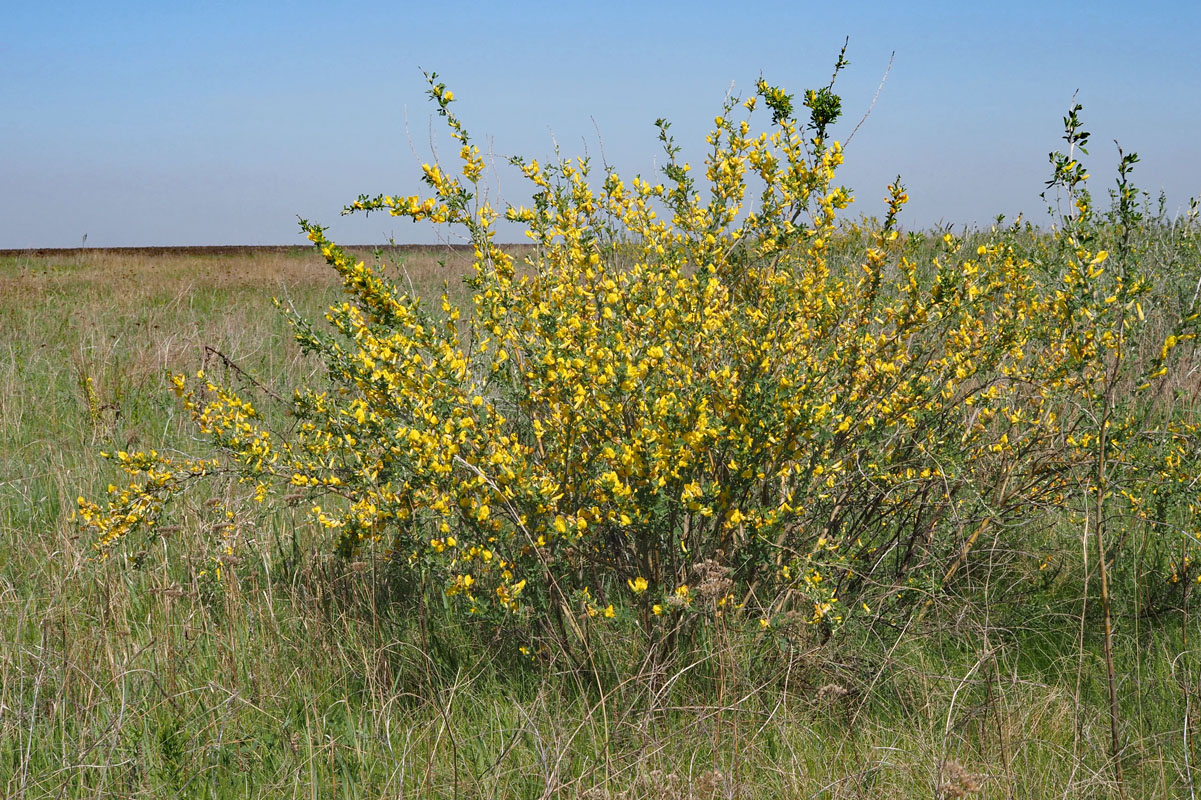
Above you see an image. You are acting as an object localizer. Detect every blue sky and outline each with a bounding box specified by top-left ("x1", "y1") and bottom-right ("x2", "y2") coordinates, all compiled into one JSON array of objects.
[{"x1": 3, "y1": 0, "x2": 1199, "y2": 247}]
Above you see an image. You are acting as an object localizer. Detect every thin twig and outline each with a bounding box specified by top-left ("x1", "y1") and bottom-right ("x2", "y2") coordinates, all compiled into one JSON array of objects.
[{"x1": 846, "y1": 51, "x2": 895, "y2": 147}]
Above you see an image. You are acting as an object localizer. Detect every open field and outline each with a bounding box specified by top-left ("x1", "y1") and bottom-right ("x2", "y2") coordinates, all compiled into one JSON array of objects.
[{"x1": 2, "y1": 233, "x2": 1201, "y2": 799}]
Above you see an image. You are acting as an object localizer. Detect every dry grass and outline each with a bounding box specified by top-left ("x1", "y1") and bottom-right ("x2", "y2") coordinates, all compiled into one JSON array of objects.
[
  {"x1": 0, "y1": 244, "x2": 484, "y2": 292},
  {"x1": 1, "y1": 245, "x2": 1198, "y2": 798}
]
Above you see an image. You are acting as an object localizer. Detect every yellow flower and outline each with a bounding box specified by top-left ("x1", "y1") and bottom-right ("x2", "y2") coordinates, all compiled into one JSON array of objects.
[{"x1": 627, "y1": 576, "x2": 648, "y2": 594}]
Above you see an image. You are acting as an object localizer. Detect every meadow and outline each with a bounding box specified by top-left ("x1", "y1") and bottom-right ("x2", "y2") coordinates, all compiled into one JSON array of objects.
[
  {"x1": 4, "y1": 77, "x2": 1201, "y2": 799},
  {"x1": 2, "y1": 226, "x2": 1199, "y2": 800}
]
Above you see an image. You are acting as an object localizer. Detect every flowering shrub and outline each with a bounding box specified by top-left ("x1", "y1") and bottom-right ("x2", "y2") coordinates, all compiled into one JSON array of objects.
[{"x1": 78, "y1": 72, "x2": 1201, "y2": 654}]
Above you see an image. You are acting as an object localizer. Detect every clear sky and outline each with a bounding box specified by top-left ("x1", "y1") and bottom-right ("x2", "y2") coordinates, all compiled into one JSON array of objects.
[{"x1": 3, "y1": 0, "x2": 1199, "y2": 248}]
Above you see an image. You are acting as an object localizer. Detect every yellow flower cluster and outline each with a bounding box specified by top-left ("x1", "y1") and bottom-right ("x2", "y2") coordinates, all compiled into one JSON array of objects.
[{"x1": 79, "y1": 75, "x2": 1201, "y2": 648}]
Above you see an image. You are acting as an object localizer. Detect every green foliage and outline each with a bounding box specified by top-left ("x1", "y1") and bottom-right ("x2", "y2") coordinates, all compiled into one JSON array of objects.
[
  {"x1": 2, "y1": 160, "x2": 1201, "y2": 797},
  {"x1": 75, "y1": 70, "x2": 1201, "y2": 689}
]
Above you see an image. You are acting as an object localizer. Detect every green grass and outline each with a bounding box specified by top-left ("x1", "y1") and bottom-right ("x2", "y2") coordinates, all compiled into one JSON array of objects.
[{"x1": 2, "y1": 241, "x2": 1200, "y2": 798}]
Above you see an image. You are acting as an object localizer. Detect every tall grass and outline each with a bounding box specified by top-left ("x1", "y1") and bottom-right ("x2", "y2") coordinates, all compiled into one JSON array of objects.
[{"x1": 3, "y1": 222, "x2": 1200, "y2": 797}]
